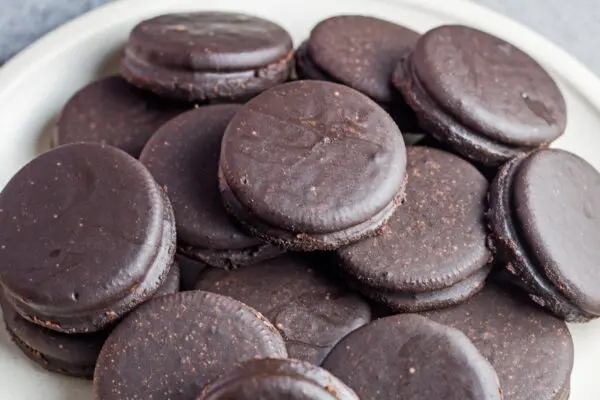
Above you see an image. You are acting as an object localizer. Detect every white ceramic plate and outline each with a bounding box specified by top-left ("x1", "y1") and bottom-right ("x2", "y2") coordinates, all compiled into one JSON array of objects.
[{"x1": 0, "y1": 0, "x2": 599, "y2": 398}]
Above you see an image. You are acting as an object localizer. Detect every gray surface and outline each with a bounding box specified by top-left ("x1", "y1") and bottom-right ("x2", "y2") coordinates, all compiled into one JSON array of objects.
[
  {"x1": 478, "y1": 0, "x2": 600, "y2": 77},
  {"x1": 0, "y1": 0, "x2": 109, "y2": 63},
  {"x1": 0, "y1": 0, "x2": 599, "y2": 77}
]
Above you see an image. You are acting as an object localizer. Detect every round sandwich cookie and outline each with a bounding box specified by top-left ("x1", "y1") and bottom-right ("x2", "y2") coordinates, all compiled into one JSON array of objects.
[
  {"x1": 306, "y1": 15, "x2": 419, "y2": 104},
  {"x1": 488, "y1": 148, "x2": 600, "y2": 322},
  {"x1": 0, "y1": 143, "x2": 176, "y2": 333},
  {"x1": 322, "y1": 314, "x2": 501, "y2": 400},
  {"x1": 219, "y1": 80, "x2": 407, "y2": 251},
  {"x1": 423, "y1": 284, "x2": 574, "y2": 400},
  {"x1": 195, "y1": 254, "x2": 371, "y2": 365},
  {"x1": 0, "y1": 265, "x2": 180, "y2": 379},
  {"x1": 122, "y1": 12, "x2": 294, "y2": 102},
  {"x1": 299, "y1": 16, "x2": 421, "y2": 133},
  {"x1": 336, "y1": 146, "x2": 492, "y2": 312},
  {"x1": 198, "y1": 358, "x2": 359, "y2": 400},
  {"x1": 393, "y1": 25, "x2": 567, "y2": 166},
  {"x1": 56, "y1": 76, "x2": 188, "y2": 158},
  {"x1": 93, "y1": 291, "x2": 287, "y2": 399},
  {"x1": 140, "y1": 104, "x2": 283, "y2": 269}
]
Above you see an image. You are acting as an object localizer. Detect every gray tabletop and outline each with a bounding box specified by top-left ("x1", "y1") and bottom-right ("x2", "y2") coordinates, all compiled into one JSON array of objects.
[{"x1": 1, "y1": 0, "x2": 599, "y2": 76}]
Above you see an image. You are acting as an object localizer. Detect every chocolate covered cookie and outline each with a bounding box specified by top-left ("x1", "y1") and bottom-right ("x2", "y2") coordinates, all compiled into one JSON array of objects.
[
  {"x1": 306, "y1": 16, "x2": 418, "y2": 104},
  {"x1": 0, "y1": 265, "x2": 179, "y2": 379},
  {"x1": 198, "y1": 358, "x2": 359, "y2": 400},
  {"x1": 337, "y1": 146, "x2": 492, "y2": 312},
  {"x1": 424, "y1": 284, "x2": 574, "y2": 400},
  {"x1": 219, "y1": 80, "x2": 407, "y2": 251},
  {"x1": 93, "y1": 291, "x2": 287, "y2": 399},
  {"x1": 140, "y1": 105, "x2": 282, "y2": 269},
  {"x1": 394, "y1": 25, "x2": 566, "y2": 166},
  {"x1": 195, "y1": 254, "x2": 371, "y2": 364},
  {"x1": 57, "y1": 76, "x2": 187, "y2": 157},
  {"x1": 0, "y1": 143, "x2": 176, "y2": 333},
  {"x1": 122, "y1": 12, "x2": 294, "y2": 102},
  {"x1": 299, "y1": 16, "x2": 421, "y2": 133},
  {"x1": 488, "y1": 148, "x2": 600, "y2": 321},
  {"x1": 322, "y1": 314, "x2": 501, "y2": 400}
]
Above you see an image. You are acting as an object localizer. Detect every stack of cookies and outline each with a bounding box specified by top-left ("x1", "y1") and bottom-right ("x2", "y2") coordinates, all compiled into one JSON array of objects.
[{"x1": 0, "y1": 10, "x2": 596, "y2": 400}]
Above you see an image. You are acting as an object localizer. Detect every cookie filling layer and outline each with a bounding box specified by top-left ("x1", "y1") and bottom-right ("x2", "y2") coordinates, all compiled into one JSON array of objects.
[
  {"x1": 395, "y1": 55, "x2": 535, "y2": 166},
  {"x1": 5, "y1": 318, "x2": 100, "y2": 379},
  {"x1": 122, "y1": 47, "x2": 293, "y2": 102},
  {"x1": 356, "y1": 264, "x2": 492, "y2": 313},
  {"x1": 218, "y1": 167, "x2": 405, "y2": 251},
  {"x1": 489, "y1": 156, "x2": 594, "y2": 321}
]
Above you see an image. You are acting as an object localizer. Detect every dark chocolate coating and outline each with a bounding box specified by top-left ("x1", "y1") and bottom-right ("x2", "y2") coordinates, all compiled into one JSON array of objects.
[
  {"x1": 413, "y1": 25, "x2": 566, "y2": 146},
  {"x1": 219, "y1": 149, "x2": 401, "y2": 252},
  {"x1": 308, "y1": 16, "x2": 419, "y2": 103},
  {"x1": 128, "y1": 12, "x2": 293, "y2": 71},
  {"x1": 295, "y1": 42, "x2": 420, "y2": 134},
  {"x1": 195, "y1": 254, "x2": 371, "y2": 365},
  {"x1": 322, "y1": 314, "x2": 501, "y2": 400},
  {"x1": 338, "y1": 146, "x2": 491, "y2": 291},
  {"x1": 198, "y1": 358, "x2": 359, "y2": 400},
  {"x1": 57, "y1": 76, "x2": 187, "y2": 157},
  {"x1": 1, "y1": 294, "x2": 106, "y2": 379},
  {"x1": 93, "y1": 291, "x2": 287, "y2": 399},
  {"x1": 424, "y1": 284, "x2": 574, "y2": 400},
  {"x1": 358, "y1": 264, "x2": 491, "y2": 313},
  {"x1": 221, "y1": 80, "x2": 405, "y2": 233},
  {"x1": 121, "y1": 49, "x2": 293, "y2": 102},
  {"x1": 513, "y1": 149, "x2": 600, "y2": 315},
  {"x1": 0, "y1": 143, "x2": 176, "y2": 333},
  {"x1": 140, "y1": 105, "x2": 282, "y2": 268},
  {"x1": 0, "y1": 264, "x2": 179, "y2": 379},
  {"x1": 219, "y1": 80, "x2": 406, "y2": 250},
  {"x1": 122, "y1": 12, "x2": 294, "y2": 102},
  {"x1": 394, "y1": 54, "x2": 529, "y2": 166},
  {"x1": 487, "y1": 152, "x2": 596, "y2": 321},
  {"x1": 410, "y1": 130, "x2": 500, "y2": 182},
  {"x1": 140, "y1": 105, "x2": 251, "y2": 250}
]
